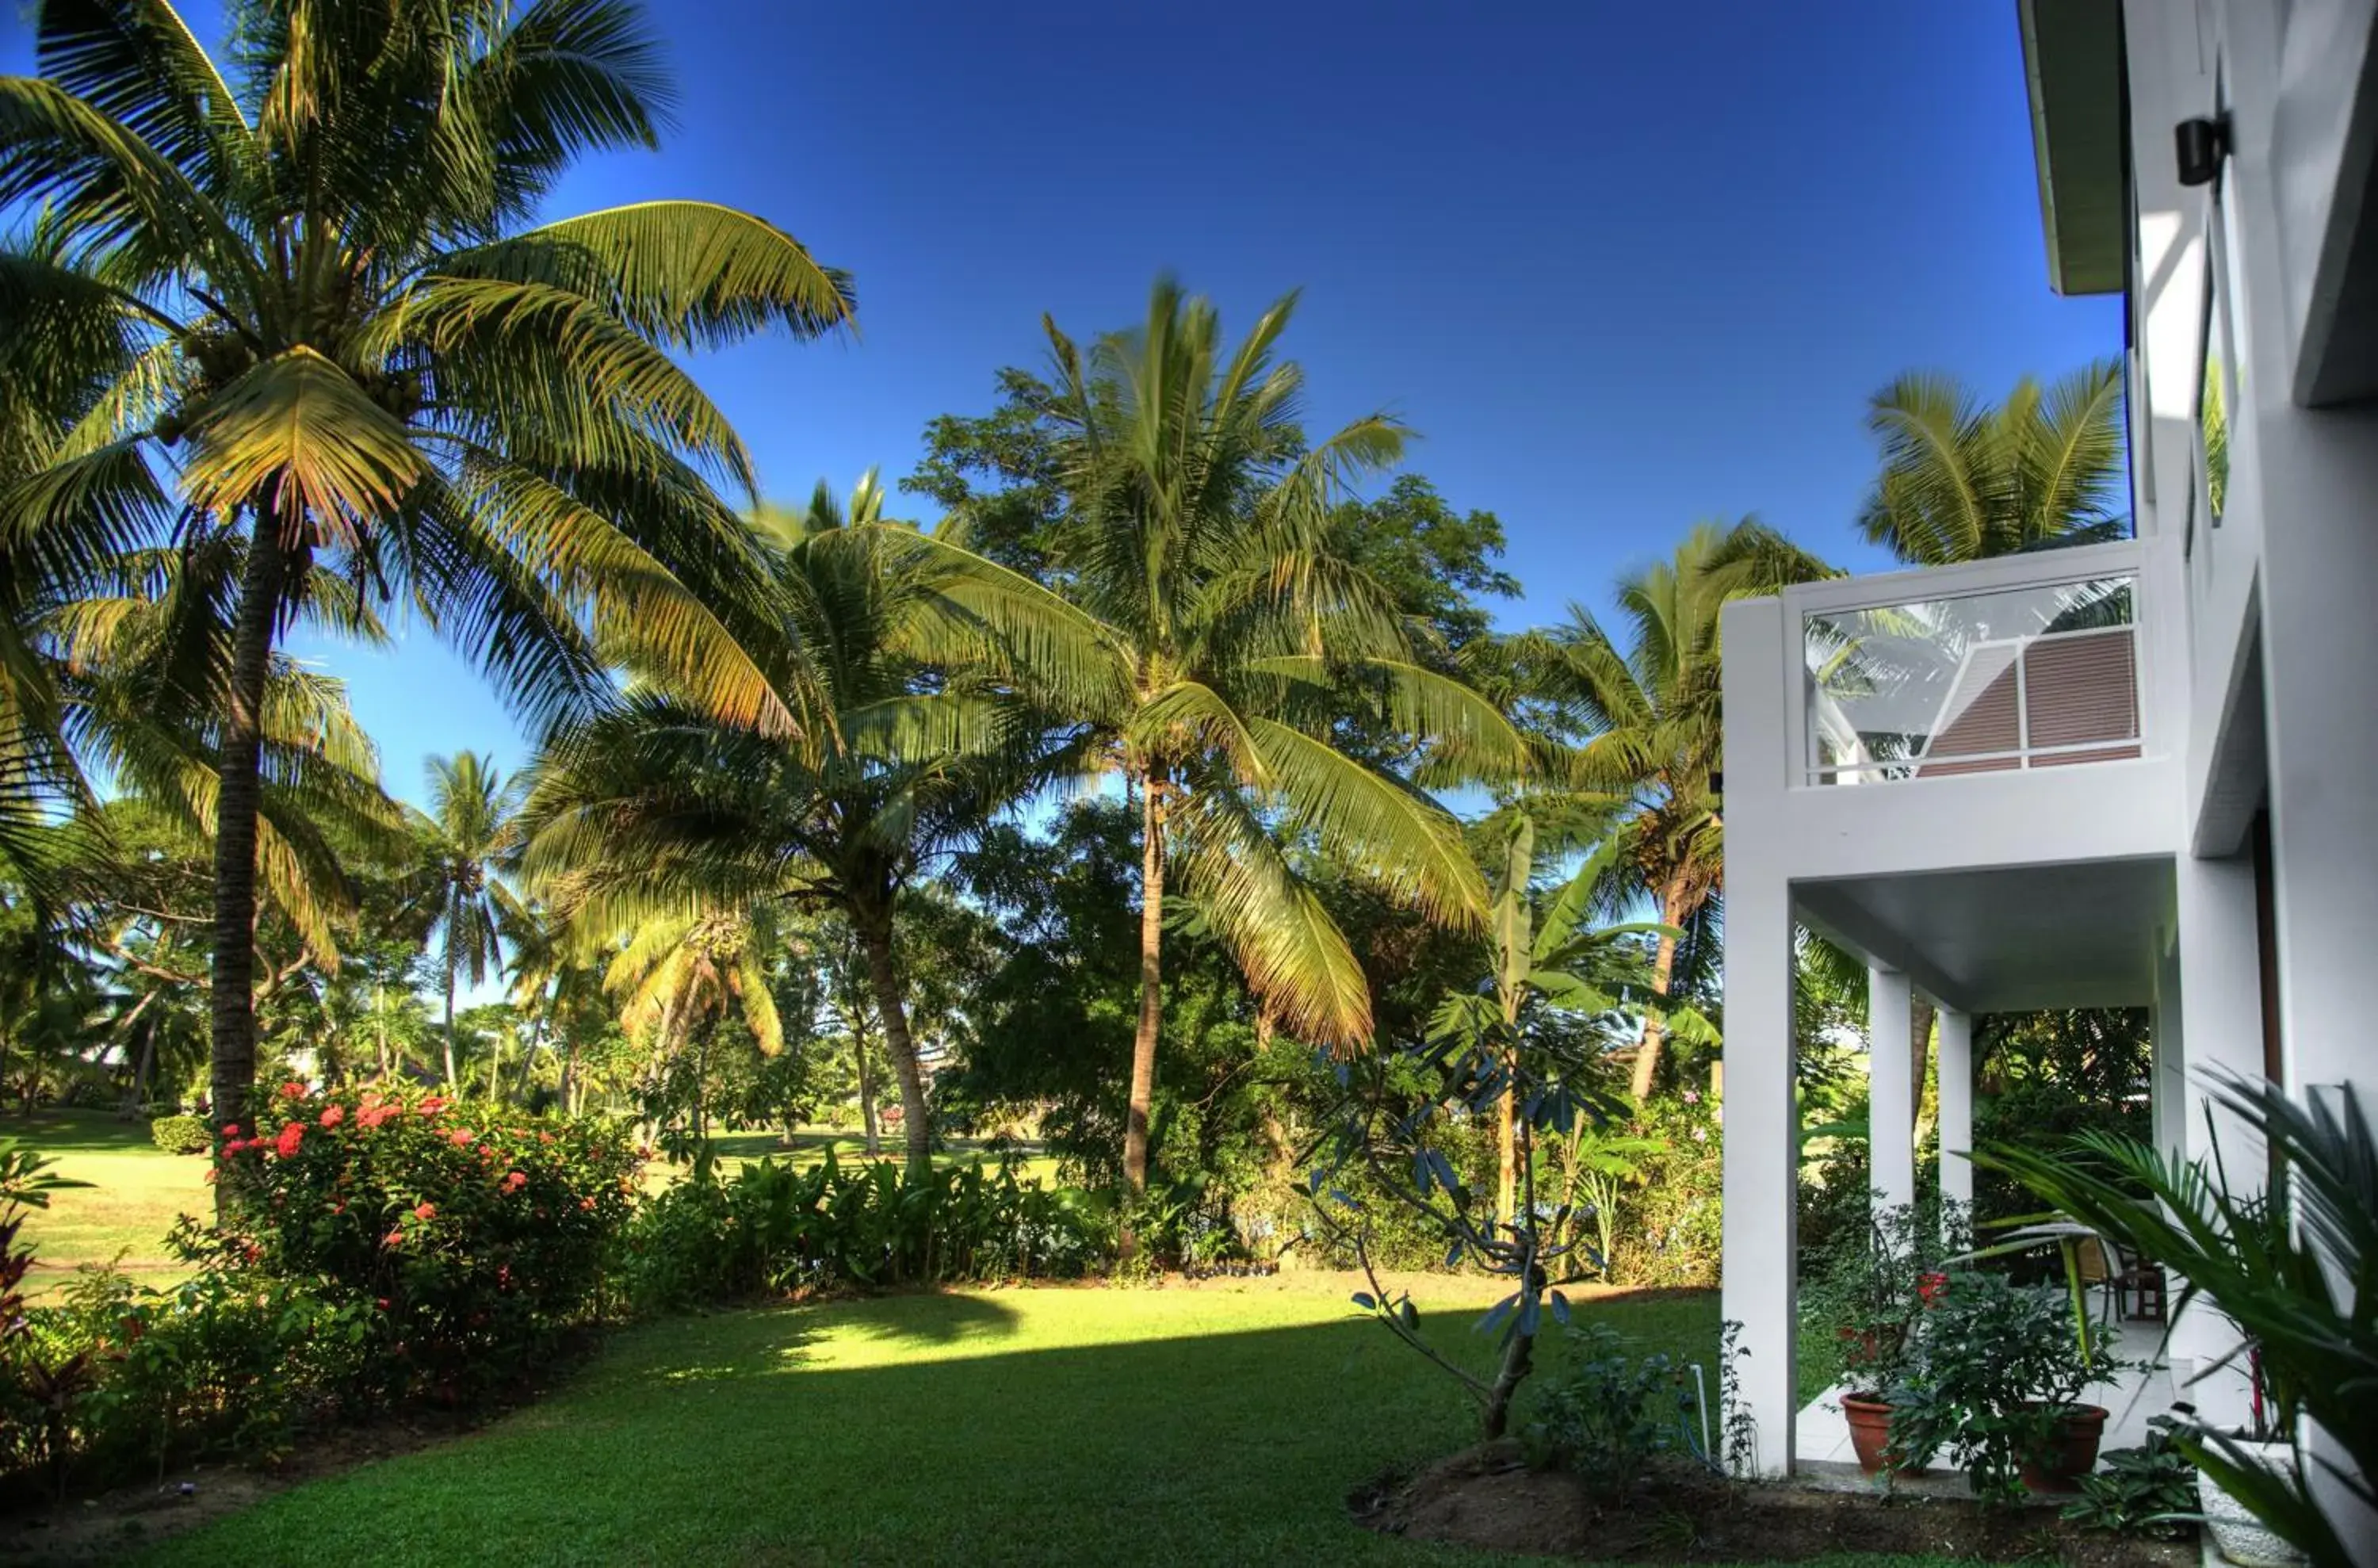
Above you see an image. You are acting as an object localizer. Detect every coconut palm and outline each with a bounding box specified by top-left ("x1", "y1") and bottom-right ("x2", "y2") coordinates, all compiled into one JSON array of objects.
[
  {"x1": 1852, "y1": 361, "x2": 2124, "y2": 1106},
  {"x1": 0, "y1": 0, "x2": 855, "y2": 1134},
  {"x1": 526, "y1": 473, "x2": 1071, "y2": 1172},
  {"x1": 1857, "y1": 362, "x2": 2127, "y2": 564},
  {"x1": 407, "y1": 751, "x2": 526, "y2": 1092},
  {"x1": 605, "y1": 904, "x2": 782, "y2": 1141},
  {"x1": 1001, "y1": 278, "x2": 1535, "y2": 1198},
  {"x1": 1510, "y1": 520, "x2": 1833, "y2": 1100}
]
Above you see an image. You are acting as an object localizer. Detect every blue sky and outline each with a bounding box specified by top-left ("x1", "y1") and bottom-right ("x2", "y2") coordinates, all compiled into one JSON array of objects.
[{"x1": 6, "y1": 1, "x2": 2123, "y2": 808}]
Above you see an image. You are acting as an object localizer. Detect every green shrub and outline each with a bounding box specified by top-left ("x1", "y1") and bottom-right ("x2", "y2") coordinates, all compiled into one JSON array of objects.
[
  {"x1": 220, "y1": 1084, "x2": 640, "y2": 1397},
  {"x1": 148, "y1": 1115, "x2": 210, "y2": 1155},
  {"x1": 2062, "y1": 1416, "x2": 2197, "y2": 1538},
  {"x1": 619, "y1": 1149, "x2": 1106, "y2": 1312},
  {"x1": 1522, "y1": 1322, "x2": 1701, "y2": 1492}
]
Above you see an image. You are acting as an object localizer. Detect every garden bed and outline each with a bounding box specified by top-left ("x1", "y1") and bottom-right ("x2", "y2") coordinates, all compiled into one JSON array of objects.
[{"x1": 1352, "y1": 1442, "x2": 2197, "y2": 1565}]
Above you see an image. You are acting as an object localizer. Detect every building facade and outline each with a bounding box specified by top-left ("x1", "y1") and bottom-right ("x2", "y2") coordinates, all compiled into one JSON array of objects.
[{"x1": 1716, "y1": 0, "x2": 2377, "y2": 1545}]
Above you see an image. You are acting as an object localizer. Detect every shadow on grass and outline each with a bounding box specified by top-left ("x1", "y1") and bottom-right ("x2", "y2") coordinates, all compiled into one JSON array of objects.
[
  {"x1": 134, "y1": 1289, "x2": 1728, "y2": 1568},
  {"x1": 0, "y1": 1107, "x2": 161, "y2": 1157}
]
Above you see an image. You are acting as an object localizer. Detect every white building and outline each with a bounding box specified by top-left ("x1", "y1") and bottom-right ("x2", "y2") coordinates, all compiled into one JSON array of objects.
[{"x1": 1716, "y1": 0, "x2": 2377, "y2": 1540}]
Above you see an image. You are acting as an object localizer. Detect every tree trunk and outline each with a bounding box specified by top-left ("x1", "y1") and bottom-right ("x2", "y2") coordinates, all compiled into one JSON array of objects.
[
  {"x1": 853, "y1": 1021, "x2": 880, "y2": 1155},
  {"x1": 854, "y1": 901, "x2": 933, "y2": 1176},
  {"x1": 1122, "y1": 767, "x2": 1166, "y2": 1199},
  {"x1": 210, "y1": 520, "x2": 285, "y2": 1209},
  {"x1": 1909, "y1": 994, "x2": 1936, "y2": 1145},
  {"x1": 1629, "y1": 877, "x2": 1692, "y2": 1101},
  {"x1": 517, "y1": 1012, "x2": 546, "y2": 1105},
  {"x1": 1495, "y1": 977, "x2": 1523, "y2": 1226},
  {"x1": 441, "y1": 959, "x2": 460, "y2": 1093}
]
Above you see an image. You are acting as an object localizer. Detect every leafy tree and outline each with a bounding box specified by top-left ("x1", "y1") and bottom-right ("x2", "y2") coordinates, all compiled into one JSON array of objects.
[
  {"x1": 1857, "y1": 362, "x2": 2127, "y2": 563},
  {"x1": 1325, "y1": 475, "x2": 1520, "y2": 660},
  {"x1": 0, "y1": 0, "x2": 855, "y2": 1136},
  {"x1": 1506, "y1": 520, "x2": 1831, "y2": 1098},
  {"x1": 407, "y1": 751, "x2": 526, "y2": 1092},
  {"x1": 1007, "y1": 277, "x2": 1531, "y2": 1199}
]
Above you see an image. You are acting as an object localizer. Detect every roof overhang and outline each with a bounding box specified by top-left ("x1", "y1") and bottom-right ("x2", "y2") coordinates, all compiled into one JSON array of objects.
[{"x1": 2018, "y1": 0, "x2": 2128, "y2": 296}]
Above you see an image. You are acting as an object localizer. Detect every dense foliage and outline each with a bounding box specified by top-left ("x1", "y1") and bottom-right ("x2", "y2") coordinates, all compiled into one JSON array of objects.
[
  {"x1": 220, "y1": 1084, "x2": 640, "y2": 1396},
  {"x1": 619, "y1": 1150, "x2": 1105, "y2": 1312}
]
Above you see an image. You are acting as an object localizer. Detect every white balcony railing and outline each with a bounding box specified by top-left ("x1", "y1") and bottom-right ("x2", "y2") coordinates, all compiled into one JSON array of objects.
[{"x1": 1786, "y1": 547, "x2": 2147, "y2": 788}]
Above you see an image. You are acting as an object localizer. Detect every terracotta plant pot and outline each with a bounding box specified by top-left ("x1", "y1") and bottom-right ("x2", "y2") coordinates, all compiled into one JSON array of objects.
[
  {"x1": 1841, "y1": 1392, "x2": 1909, "y2": 1475},
  {"x1": 2017, "y1": 1402, "x2": 2108, "y2": 1493}
]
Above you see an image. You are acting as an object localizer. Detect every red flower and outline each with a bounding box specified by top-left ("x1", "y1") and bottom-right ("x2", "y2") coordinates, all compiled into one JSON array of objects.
[
  {"x1": 384, "y1": 1229, "x2": 404, "y2": 1247},
  {"x1": 419, "y1": 1096, "x2": 448, "y2": 1115},
  {"x1": 319, "y1": 1104, "x2": 346, "y2": 1128},
  {"x1": 279, "y1": 1081, "x2": 307, "y2": 1100},
  {"x1": 413, "y1": 1202, "x2": 437, "y2": 1221},
  {"x1": 503, "y1": 1170, "x2": 528, "y2": 1193},
  {"x1": 274, "y1": 1123, "x2": 305, "y2": 1157},
  {"x1": 538, "y1": 1132, "x2": 555, "y2": 1145},
  {"x1": 579, "y1": 1195, "x2": 597, "y2": 1211},
  {"x1": 220, "y1": 1124, "x2": 241, "y2": 1138},
  {"x1": 1917, "y1": 1271, "x2": 1950, "y2": 1306},
  {"x1": 449, "y1": 1129, "x2": 475, "y2": 1147}
]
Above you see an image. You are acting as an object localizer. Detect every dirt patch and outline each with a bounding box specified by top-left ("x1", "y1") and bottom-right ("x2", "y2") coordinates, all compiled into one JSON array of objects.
[
  {"x1": 0, "y1": 1413, "x2": 487, "y2": 1566},
  {"x1": 1355, "y1": 1444, "x2": 2198, "y2": 1566}
]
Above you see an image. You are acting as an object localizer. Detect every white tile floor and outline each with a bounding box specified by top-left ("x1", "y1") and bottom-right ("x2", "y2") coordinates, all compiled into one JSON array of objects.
[{"x1": 1794, "y1": 1358, "x2": 2179, "y2": 1469}]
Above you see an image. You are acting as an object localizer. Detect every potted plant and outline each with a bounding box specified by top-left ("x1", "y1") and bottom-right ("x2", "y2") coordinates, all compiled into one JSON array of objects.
[
  {"x1": 1797, "y1": 1195, "x2": 1970, "y2": 1473},
  {"x1": 1887, "y1": 1267, "x2": 2133, "y2": 1500}
]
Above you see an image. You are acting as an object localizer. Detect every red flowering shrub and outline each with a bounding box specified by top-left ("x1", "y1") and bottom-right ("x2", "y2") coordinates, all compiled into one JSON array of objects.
[{"x1": 218, "y1": 1088, "x2": 639, "y2": 1395}]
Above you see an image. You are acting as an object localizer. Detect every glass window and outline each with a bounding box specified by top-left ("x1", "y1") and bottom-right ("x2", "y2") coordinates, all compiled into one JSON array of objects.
[{"x1": 1803, "y1": 576, "x2": 2140, "y2": 785}]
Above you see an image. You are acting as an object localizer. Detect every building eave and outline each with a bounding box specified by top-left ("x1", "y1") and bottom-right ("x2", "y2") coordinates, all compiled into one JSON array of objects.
[{"x1": 2019, "y1": 0, "x2": 2128, "y2": 296}]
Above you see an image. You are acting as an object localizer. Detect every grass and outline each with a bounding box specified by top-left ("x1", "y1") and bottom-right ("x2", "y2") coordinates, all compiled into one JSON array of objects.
[
  {"x1": 125, "y1": 1280, "x2": 1967, "y2": 1568},
  {"x1": 3, "y1": 1108, "x2": 211, "y2": 1298}
]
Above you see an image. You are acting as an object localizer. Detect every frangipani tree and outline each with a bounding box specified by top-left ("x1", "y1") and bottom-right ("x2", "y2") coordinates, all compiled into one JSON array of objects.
[{"x1": 0, "y1": 0, "x2": 854, "y2": 1133}]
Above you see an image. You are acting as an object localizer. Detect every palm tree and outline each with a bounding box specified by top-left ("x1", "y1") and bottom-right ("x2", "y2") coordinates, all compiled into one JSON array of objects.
[
  {"x1": 0, "y1": 0, "x2": 855, "y2": 1135},
  {"x1": 526, "y1": 473, "x2": 1069, "y2": 1172},
  {"x1": 1015, "y1": 277, "x2": 1531, "y2": 1197},
  {"x1": 408, "y1": 751, "x2": 526, "y2": 1092},
  {"x1": 1853, "y1": 361, "x2": 2124, "y2": 1108},
  {"x1": 1511, "y1": 520, "x2": 1833, "y2": 1100},
  {"x1": 1856, "y1": 362, "x2": 2126, "y2": 563},
  {"x1": 605, "y1": 904, "x2": 782, "y2": 1142}
]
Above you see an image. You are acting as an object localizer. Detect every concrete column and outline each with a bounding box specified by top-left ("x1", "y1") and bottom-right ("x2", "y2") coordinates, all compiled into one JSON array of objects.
[
  {"x1": 1719, "y1": 595, "x2": 1797, "y2": 1477},
  {"x1": 1936, "y1": 1009, "x2": 1972, "y2": 1212},
  {"x1": 2171, "y1": 854, "x2": 2267, "y2": 1435},
  {"x1": 1867, "y1": 967, "x2": 1915, "y2": 1220}
]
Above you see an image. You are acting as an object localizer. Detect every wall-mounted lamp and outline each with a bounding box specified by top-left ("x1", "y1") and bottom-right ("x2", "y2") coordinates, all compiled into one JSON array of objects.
[{"x1": 2176, "y1": 116, "x2": 2230, "y2": 187}]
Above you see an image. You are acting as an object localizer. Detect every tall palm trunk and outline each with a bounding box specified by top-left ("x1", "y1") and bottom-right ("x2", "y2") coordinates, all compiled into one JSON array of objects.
[
  {"x1": 854, "y1": 902, "x2": 933, "y2": 1175},
  {"x1": 852, "y1": 1013, "x2": 881, "y2": 1155},
  {"x1": 441, "y1": 959, "x2": 460, "y2": 1092},
  {"x1": 1122, "y1": 768, "x2": 1167, "y2": 1199},
  {"x1": 210, "y1": 519, "x2": 285, "y2": 1199},
  {"x1": 1909, "y1": 995, "x2": 1936, "y2": 1145},
  {"x1": 1629, "y1": 875, "x2": 1692, "y2": 1101}
]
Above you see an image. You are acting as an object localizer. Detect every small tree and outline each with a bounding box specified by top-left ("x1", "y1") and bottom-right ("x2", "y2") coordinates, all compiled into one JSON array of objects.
[{"x1": 1308, "y1": 821, "x2": 1673, "y2": 1438}]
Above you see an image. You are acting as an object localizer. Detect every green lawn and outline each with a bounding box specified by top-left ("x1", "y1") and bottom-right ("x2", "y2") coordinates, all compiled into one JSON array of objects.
[
  {"x1": 125, "y1": 1280, "x2": 1959, "y2": 1568},
  {"x1": 3, "y1": 1108, "x2": 212, "y2": 1298}
]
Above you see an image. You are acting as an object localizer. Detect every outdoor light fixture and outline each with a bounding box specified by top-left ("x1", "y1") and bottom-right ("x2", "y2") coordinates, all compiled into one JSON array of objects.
[{"x1": 2176, "y1": 115, "x2": 2229, "y2": 186}]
